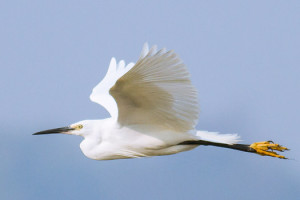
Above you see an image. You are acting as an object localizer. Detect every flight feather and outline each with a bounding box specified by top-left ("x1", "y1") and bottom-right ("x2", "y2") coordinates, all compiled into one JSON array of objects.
[{"x1": 90, "y1": 43, "x2": 199, "y2": 132}]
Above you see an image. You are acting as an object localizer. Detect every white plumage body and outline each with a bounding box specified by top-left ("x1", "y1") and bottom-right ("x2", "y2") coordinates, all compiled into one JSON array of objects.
[{"x1": 79, "y1": 119, "x2": 199, "y2": 160}]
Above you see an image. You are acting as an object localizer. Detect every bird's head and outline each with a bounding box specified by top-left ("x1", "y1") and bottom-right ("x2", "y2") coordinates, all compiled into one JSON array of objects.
[{"x1": 33, "y1": 120, "x2": 95, "y2": 137}]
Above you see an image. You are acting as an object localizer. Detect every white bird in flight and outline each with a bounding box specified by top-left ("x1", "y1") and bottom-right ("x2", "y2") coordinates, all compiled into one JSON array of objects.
[{"x1": 34, "y1": 43, "x2": 288, "y2": 160}]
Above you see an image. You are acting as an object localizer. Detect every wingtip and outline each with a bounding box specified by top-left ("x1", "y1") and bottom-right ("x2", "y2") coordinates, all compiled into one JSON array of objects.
[
  {"x1": 149, "y1": 45, "x2": 158, "y2": 56},
  {"x1": 107, "y1": 57, "x2": 117, "y2": 74},
  {"x1": 110, "y1": 57, "x2": 117, "y2": 65},
  {"x1": 118, "y1": 60, "x2": 125, "y2": 70},
  {"x1": 140, "y1": 42, "x2": 149, "y2": 59}
]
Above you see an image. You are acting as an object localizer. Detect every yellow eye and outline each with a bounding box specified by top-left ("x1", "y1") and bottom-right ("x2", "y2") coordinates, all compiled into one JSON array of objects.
[{"x1": 73, "y1": 124, "x2": 83, "y2": 130}]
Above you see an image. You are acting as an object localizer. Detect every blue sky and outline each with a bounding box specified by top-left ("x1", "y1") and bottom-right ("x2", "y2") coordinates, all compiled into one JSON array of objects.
[{"x1": 1, "y1": 1, "x2": 299, "y2": 199}]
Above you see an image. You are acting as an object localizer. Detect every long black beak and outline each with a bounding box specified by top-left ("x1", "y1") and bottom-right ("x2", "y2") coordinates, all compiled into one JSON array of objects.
[{"x1": 33, "y1": 126, "x2": 75, "y2": 135}]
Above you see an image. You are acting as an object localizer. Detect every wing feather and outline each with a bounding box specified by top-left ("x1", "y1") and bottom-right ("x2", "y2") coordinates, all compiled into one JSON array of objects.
[{"x1": 109, "y1": 44, "x2": 199, "y2": 132}]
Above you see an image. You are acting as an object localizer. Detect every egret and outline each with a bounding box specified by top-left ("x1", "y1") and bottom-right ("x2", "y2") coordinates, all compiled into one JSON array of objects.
[{"x1": 34, "y1": 43, "x2": 288, "y2": 160}]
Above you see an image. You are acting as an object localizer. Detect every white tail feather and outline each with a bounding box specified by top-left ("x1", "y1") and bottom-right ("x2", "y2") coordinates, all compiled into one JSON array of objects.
[{"x1": 196, "y1": 131, "x2": 241, "y2": 145}]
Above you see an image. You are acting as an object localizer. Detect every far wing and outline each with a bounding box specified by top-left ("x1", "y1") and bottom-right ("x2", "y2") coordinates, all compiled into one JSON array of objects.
[
  {"x1": 89, "y1": 57, "x2": 134, "y2": 119},
  {"x1": 109, "y1": 44, "x2": 199, "y2": 132}
]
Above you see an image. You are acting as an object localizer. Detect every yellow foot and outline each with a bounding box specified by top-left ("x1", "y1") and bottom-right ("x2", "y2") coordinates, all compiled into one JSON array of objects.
[{"x1": 250, "y1": 141, "x2": 289, "y2": 159}]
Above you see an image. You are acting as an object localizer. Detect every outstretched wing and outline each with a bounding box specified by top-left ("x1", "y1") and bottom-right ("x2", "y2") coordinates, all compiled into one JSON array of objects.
[
  {"x1": 90, "y1": 43, "x2": 199, "y2": 132},
  {"x1": 90, "y1": 57, "x2": 135, "y2": 119}
]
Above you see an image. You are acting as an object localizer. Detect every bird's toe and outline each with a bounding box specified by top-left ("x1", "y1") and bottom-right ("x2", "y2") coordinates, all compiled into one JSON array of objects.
[{"x1": 250, "y1": 141, "x2": 288, "y2": 159}]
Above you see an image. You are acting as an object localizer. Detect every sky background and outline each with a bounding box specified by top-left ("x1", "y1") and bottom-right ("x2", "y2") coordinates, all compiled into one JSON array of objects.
[{"x1": 1, "y1": 1, "x2": 300, "y2": 199}]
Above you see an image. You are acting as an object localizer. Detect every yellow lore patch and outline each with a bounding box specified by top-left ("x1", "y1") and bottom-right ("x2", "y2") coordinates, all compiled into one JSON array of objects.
[{"x1": 71, "y1": 124, "x2": 83, "y2": 130}]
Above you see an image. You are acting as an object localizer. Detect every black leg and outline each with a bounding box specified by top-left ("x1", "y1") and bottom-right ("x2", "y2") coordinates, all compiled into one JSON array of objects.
[{"x1": 178, "y1": 140, "x2": 256, "y2": 153}]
